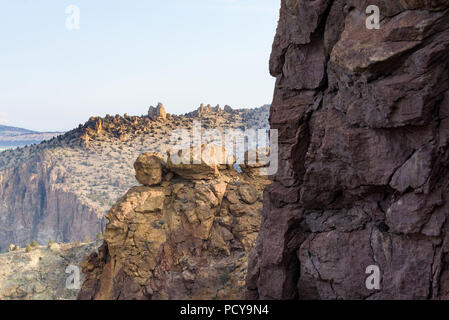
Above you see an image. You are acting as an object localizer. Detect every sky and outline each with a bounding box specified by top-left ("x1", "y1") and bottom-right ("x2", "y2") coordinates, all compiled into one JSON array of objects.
[{"x1": 0, "y1": 0, "x2": 280, "y2": 131}]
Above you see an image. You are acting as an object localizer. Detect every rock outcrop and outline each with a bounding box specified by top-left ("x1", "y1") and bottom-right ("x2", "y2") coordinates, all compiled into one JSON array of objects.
[
  {"x1": 0, "y1": 241, "x2": 101, "y2": 300},
  {"x1": 78, "y1": 147, "x2": 270, "y2": 300},
  {"x1": 248, "y1": 1, "x2": 449, "y2": 299},
  {"x1": 134, "y1": 152, "x2": 165, "y2": 186},
  {"x1": 148, "y1": 103, "x2": 167, "y2": 121},
  {"x1": 0, "y1": 152, "x2": 105, "y2": 252}
]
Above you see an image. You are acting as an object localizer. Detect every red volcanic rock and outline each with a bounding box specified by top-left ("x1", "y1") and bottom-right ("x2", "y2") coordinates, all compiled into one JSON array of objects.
[{"x1": 248, "y1": 0, "x2": 449, "y2": 300}]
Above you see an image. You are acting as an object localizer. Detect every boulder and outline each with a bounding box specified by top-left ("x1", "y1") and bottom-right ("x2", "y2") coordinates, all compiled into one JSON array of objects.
[
  {"x1": 224, "y1": 105, "x2": 233, "y2": 113},
  {"x1": 238, "y1": 184, "x2": 257, "y2": 204},
  {"x1": 134, "y1": 153, "x2": 164, "y2": 186}
]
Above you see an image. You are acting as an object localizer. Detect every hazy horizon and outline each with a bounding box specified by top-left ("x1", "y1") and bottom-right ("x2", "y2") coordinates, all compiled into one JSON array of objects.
[{"x1": 0, "y1": 0, "x2": 279, "y2": 132}]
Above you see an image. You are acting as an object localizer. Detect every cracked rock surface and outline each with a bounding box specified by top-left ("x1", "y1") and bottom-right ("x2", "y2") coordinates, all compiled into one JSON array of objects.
[
  {"x1": 78, "y1": 149, "x2": 270, "y2": 300},
  {"x1": 247, "y1": 0, "x2": 449, "y2": 300}
]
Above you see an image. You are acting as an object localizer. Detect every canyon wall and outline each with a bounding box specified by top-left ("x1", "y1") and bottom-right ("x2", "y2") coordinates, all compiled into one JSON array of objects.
[
  {"x1": 247, "y1": 0, "x2": 449, "y2": 299},
  {"x1": 0, "y1": 152, "x2": 105, "y2": 252}
]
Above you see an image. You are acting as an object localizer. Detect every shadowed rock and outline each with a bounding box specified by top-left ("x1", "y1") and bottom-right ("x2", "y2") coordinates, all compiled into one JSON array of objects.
[{"x1": 248, "y1": 0, "x2": 449, "y2": 300}]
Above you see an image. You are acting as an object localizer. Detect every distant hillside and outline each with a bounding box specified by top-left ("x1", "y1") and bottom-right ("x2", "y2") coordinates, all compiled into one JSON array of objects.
[
  {"x1": 0, "y1": 125, "x2": 37, "y2": 134},
  {"x1": 0, "y1": 125, "x2": 63, "y2": 148}
]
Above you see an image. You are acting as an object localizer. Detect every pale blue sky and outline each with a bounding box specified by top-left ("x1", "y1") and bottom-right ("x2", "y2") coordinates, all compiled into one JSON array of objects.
[{"x1": 0, "y1": 0, "x2": 279, "y2": 131}]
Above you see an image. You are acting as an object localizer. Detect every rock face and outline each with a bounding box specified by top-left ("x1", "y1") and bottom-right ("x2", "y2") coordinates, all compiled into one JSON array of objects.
[
  {"x1": 166, "y1": 145, "x2": 230, "y2": 180},
  {"x1": 78, "y1": 148, "x2": 270, "y2": 300},
  {"x1": 0, "y1": 152, "x2": 105, "y2": 252},
  {"x1": 248, "y1": 1, "x2": 449, "y2": 299},
  {"x1": 0, "y1": 104, "x2": 269, "y2": 252}
]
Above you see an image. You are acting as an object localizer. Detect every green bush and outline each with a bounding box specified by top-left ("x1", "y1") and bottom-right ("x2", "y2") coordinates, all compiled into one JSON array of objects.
[
  {"x1": 25, "y1": 244, "x2": 32, "y2": 253},
  {"x1": 219, "y1": 273, "x2": 231, "y2": 285},
  {"x1": 48, "y1": 239, "x2": 54, "y2": 248},
  {"x1": 96, "y1": 232, "x2": 103, "y2": 240},
  {"x1": 31, "y1": 241, "x2": 39, "y2": 248}
]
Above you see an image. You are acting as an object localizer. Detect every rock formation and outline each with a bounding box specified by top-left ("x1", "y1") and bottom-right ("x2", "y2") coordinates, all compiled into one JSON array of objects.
[
  {"x1": 0, "y1": 241, "x2": 101, "y2": 300},
  {"x1": 0, "y1": 105, "x2": 268, "y2": 252},
  {"x1": 248, "y1": 1, "x2": 449, "y2": 299},
  {"x1": 134, "y1": 152, "x2": 165, "y2": 186},
  {"x1": 78, "y1": 146, "x2": 270, "y2": 300},
  {"x1": 148, "y1": 103, "x2": 167, "y2": 121}
]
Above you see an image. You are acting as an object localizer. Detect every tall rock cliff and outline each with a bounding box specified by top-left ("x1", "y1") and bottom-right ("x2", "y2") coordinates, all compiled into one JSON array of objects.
[
  {"x1": 248, "y1": 1, "x2": 449, "y2": 299},
  {"x1": 78, "y1": 147, "x2": 270, "y2": 300},
  {"x1": 0, "y1": 105, "x2": 269, "y2": 252}
]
